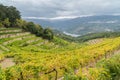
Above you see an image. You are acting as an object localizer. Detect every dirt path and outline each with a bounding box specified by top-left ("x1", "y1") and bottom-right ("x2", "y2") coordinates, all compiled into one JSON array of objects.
[
  {"x1": 0, "y1": 32, "x2": 30, "y2": 39},
  {"x1": 0, "y1": 49, "x2": 4, "y2": 53},
  {"x1": 87, "y1": 38, "x2": 104, "y2": 45},
  {"x1": 24, "y1": 38, "x2": 41, "y2": 44},
  {"x1": 0, "y1": 30, "x2": 22, "y2": 33},
  {"x1": 0, "y1": 58, "x2": 15, "y2": 69},
  {"x1": 3, "y1": 35, "x2": 35, "y2": 46},
  {"x1": 0, "y1": 44, "x2": 10, "y2": 51}
]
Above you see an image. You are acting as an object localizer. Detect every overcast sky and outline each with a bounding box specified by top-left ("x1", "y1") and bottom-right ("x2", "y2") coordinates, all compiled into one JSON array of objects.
[{"x1": 1, "y1": 0, "x2": 120, "y2": 19}]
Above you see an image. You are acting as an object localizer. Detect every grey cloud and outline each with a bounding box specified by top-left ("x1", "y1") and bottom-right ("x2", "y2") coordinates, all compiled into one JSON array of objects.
[{"x1": 1, "y1": 0, "x2": 120, "y2": 17}]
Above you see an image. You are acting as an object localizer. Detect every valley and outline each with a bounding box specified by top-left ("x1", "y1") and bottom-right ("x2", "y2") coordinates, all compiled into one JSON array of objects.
[
  {"x1": 24, "y1": 15, "x2": 120, "y2": 35},
  {"x1": 0, "y1": 3, "x2": 120, "y2": 80},
  {"x1": 0, "y1": 27, "x2": 120, "y2": 80}
]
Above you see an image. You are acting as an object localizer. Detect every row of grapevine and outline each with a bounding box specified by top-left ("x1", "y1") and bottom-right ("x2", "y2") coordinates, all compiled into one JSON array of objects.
[{"x1": 0, "y1": 28, "x2": 120, "y2": 80}]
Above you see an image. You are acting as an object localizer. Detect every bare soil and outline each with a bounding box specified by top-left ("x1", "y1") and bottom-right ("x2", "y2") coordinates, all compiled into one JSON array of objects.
[{"x1": 0, "y1": 58, "x2": 15, "y2": 69}]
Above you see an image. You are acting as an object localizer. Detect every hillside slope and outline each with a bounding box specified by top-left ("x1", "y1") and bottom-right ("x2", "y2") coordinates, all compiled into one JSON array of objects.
[{"x1": 0, "y1": 28, "x2": 120, "y2": 80}]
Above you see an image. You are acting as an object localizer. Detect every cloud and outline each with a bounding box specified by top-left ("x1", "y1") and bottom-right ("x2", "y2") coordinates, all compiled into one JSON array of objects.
[
  {"x1": 22, "y1": 16, "x2": 80, "y2": 20},
  {"x1": 1, "y1": 0, "x2": 120, "y2": 18}
]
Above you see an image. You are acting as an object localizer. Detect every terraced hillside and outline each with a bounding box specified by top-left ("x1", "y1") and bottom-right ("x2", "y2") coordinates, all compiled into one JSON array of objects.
[{"x1": 0, "y1": 28, "x2": 120, "y2": 80}]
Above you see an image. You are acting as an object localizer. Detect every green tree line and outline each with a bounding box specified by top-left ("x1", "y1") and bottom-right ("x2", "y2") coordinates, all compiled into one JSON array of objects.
[{"x1": 0, "y1": 4, "x2": 53, "y2": 40}]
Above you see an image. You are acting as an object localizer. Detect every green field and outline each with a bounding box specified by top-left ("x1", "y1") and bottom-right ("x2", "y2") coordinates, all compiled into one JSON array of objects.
[{"x1": 0, "y1": 28, "x2": 120, "y2": 80}]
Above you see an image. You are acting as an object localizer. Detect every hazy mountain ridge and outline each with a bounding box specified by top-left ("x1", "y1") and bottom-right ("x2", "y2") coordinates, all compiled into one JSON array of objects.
[{"x1": 24, "y1": 15, "x2": 120, "y2": 35}]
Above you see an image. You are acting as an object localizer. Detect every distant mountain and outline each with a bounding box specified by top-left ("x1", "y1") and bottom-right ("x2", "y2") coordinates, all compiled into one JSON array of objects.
[{"x1": 24, "y1": 15, "x2": 120, "y2": 35}]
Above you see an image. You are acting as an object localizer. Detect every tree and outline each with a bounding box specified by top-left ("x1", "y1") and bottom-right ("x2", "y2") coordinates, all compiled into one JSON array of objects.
[
  {"x1": 26, "y1": 22, "x2": 37, "y2": 33},
  {"x1": 0, "y1": 4, "x2": 54, "y2": 40},
  {"x1": 2, "y1": 18, "x2": 10, "y2": 28},
  {"x1": 0, "y1": 4, "x2": 7, "y2": 21},
  {"x1": 0, "y1": 4, "x2": 21, "y2": 27},
  {"x1": 6, "y1": 6, "x2": 21, "y2": 26},
  {"x1": 36, "y1": 24, "x2": 43, "y2": 36},
  {"x1": 15, "y1": 19, "x2": 27, "y2": 28},
  {"x1": 25, "y1": 22, "x2": 44, "y2": 37},
  {"x1": 43, "y1": 28, "x2": 54, "y2": 40},
  {"x1": 0, "y1": 22, "x2": 4, "y2": 27}
]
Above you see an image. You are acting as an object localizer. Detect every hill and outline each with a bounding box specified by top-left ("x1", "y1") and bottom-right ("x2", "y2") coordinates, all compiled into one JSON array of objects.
[
  {"x1": 0, "y1": 4, "x2": 54, "y2": 41},
  {"x1": 54, "y1": 30, "x2": 120, "y2": 42},
  {"x1": 24, "y1": 15, "x2": 120, "y2": 35},
  {"x1": 0, "y1": 27, "x2": 120, "y2": 80},
  {"x1": 0, "y1": 4, "x2": 120, "y2": 80}
]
